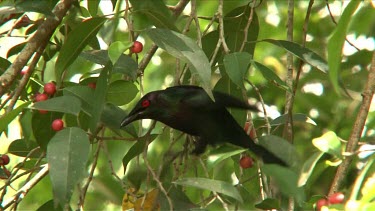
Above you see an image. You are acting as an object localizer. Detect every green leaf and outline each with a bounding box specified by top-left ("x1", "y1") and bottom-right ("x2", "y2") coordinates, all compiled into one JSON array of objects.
[
  {"x1": 107, "y1": 80, "x2": 138, "y2": 106},
  {"x1": 87, "y1": 0, "x2": 100, "y2": 16},
  {"x1": 31, "y1": 96, "x2": 81, "y2": 116},
  {"x1": 55, "y1": 17, "x2": 106, "y2": 84},
  {"x1": 8, "y1": 139, "x2": 43, "y2": 158},
  {"x1": 312, "y1": 131, "x2": 342, "y2": 158},
  {"x1": 47, "y1": 127, "x2": 90, "y2": 207},
  {"x1": 36, "y1": 199, "x2": 65, "y2": 211},
  {"x1": 89, "y1": 65, "x2": 110, "y2": 133},
  {"x1": 224, "y1": 5, "x2": 259, "y2": 53},
  {"x1": 270, "y1": 113, "x2": 317, "y2": 126},
  {"x1": 0, "y1": 101, "x2": 31, "y2": 134},
  {"x1": 214, "y1": 75, "x2": 247, "y2": 126},
  {"x1": 80, "y1": 50, "x2": 138, "y2": 80},
  {"x1": 298, "y1": 151, "x2": 325, "y2": 186},
  {"x1": 32, "y1": 112, "x2": 63, "y2": 150},
  {"x1": 258, "y1": 135, "x2": 300, "y2": 168},
  {"x1": 129, "y1": 0, "x2": 177, "y2": 31},
  {"x1": 327, "y1": 1, "x2": 361, "y2": 94},
  {"x1": 252, "y1": 60, "x2": 290, "y2": 92},
  {"x1": 7, "y1": 42, "x2": 26, "y2": 58},
  {"x1": 147, "y1": 28, "x2": 213, "y2": 99},
  {"x1": 113, "y1": 54, "x2": 138, "y2": 80},
  {"x1": 122, "y1": 135, "x2": 157, "y2": 173},
  {"x1": 255, "y1": 198, "x2": 281, "y2": 210},
  {"x1": 262, "y1": 164, "x2": 305, "y2": 204},
  {"x1": 263, "y1": 39, "x2": 328, "y2": 73},
  {"x1": 108, "y1": 41, "x2": 132, "y2": 64},
  {"x1": 223, "y1": 52, "x2": 251, "y2": 89},
  {"x1": 174, "y1": 177, "x2": 243, "y2": 203},
  {"x1": 207, "y1": 145, "x2": 246, "y2": 170},
  {"x1": 63, "y1": 85, "x2": 95, "y2": 114},
  {"x1": 101, "y1": 103, "x2": 137, "y2": 137},
  {"x1": 15, "y1": 1, "x2": 55, "y2": 16},
  {"x1": 80, "y1": 50, "x2": 108, "y2": 65}
]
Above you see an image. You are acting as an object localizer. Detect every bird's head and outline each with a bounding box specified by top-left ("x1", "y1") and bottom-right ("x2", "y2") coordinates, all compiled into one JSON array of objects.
[{"x1": 120, "y1": 91, "x2": 164, "y2": 127}]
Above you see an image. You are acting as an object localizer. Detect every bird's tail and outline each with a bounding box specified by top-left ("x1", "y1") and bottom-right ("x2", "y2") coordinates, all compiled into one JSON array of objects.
[{"x1": 234, "y1": 130, "x2": 288, "y2": 166}]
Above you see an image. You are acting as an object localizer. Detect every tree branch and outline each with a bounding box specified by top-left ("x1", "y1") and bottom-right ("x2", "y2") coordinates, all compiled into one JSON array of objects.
[
  {"x1": 0, "y1": 0, "x2": 76, "y2": 97},
  {"x1": 329, "y1": 51, "x2": 375, "y2": 195}
]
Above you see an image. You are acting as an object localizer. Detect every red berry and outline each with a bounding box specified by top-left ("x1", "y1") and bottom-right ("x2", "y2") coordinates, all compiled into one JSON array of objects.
[
  {"x1": 328, "y1": 192, "x2": 345, "y2": 204},
  {"x1": 44, "y1": 82, "x2": 56, "y2": 95},
  {"x1": 0, "y1": 154, "x2": 10, "y2": 165},
  {"x1": 316, "y1": 199, "x2": 329, "y2": 211},
  {"x1": 35, "y1": 93, "x2": 48, "y2": 102},
  {"x1": 52, "y1": 119, "x2": 64, "y2": 131},
  {"x1": 20, "y1": 66, "x2": 29, "y2": 75},
  {"x1": 244, "y1": 122, "x2": 256, "y2": 139},
  {"x1": 39, "y1": 110, "x2": 48, "y2": 114},
  {"x1": 239, "y1": 155, "x2": 254, "y2": 169},
  {"x1": 88, "y1": 82, "x2": 96, "y2": 89},
  {"x1": 131, "y1": 41, "x2": 143, "y2": 53}
]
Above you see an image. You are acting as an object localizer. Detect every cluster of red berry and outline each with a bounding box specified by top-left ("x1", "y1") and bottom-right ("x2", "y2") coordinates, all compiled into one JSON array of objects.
[
  {"x1": 316, "y1": 192, "x2": 345, "y2": 211},
  {"x1": 0, "y1": 154, "x2": 10, "y2": 179},
  {"x1": 34, "y1": 82, "x2": 64, "y2": 131}
]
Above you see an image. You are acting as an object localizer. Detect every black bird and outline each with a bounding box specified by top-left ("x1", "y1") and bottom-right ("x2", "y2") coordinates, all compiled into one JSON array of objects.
[{"x1": 121, "y1": 85, "x2": 286, "y2": 166}]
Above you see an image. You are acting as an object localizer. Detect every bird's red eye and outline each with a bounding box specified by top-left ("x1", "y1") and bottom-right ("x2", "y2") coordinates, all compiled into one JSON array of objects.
[{"x1": 141, "y1": 99, "x2": 150, "y2": 108}]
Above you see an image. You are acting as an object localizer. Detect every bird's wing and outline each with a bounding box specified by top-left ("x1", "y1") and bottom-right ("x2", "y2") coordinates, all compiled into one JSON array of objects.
[
  {"x1": 165, "y1": 85, "x2": 258, "y2": 111},
  {"x1": 213, "y1": 91, "x2": 258, "y2": 111}
]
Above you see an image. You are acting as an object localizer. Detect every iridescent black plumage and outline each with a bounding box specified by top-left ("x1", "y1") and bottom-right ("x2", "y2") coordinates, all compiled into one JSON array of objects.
[{"x1": 121, "y1": 85, "x2": 286, "y2": 166}]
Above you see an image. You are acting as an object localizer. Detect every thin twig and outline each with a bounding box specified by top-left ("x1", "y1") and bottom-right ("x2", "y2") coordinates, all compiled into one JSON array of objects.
[
  {"x1": 2, "y1": 165, "x2": 49, "y2": 210},
  {"x1": 218, "y1": 0, "x2": 230, "y2": 54},
  {"x1": 325, "y1": 0, "x2": 360, "y2": 52},
  {"x1": 285, "y1": 0, "x2": 295, "y2": 210},
  {"x1": 142, "y1": 123, "x2": 173, "y2": 210},
  {"x1": 0, "y1": 0, "x2": 75, "y2": 97},
  {"x1": 77, "y1": 139, "x2": 102, "y2": 210},
  {"x1": 329, "y1": 51, "x2": 375, "y2": 195},
  {"x1": 292, "y1": 0, "x2": 314, "y2": 98},
  {"x1": 239, "y1": 1, "x2": 256, "y2": 52},
  {"x1": 6, "y1": 41, "x2": 47, "y2": 113}
]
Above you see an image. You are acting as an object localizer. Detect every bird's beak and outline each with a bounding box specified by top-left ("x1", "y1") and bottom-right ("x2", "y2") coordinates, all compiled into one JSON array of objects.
[{"x1": 120, "y1": 113, "x2": 138, "y2": 127}]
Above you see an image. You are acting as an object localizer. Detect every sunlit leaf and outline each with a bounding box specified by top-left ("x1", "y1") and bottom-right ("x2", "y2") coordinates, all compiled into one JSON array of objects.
[
  {"x1": 252, "y1": 60, "x2": 290, "y2": 91},
  {"x1": 122, "y1": 189, "x2": 160, "y2": 211},
  {"x1": 47, "y1": 127, "x2": 90, "y2": 207},
  {"x1": 174, "y1": 177, "x2": 243, "y2": 203},
  {"x1": 312, "y1": 131, "x2": 342, "y2": 158},
  {"x1": 147, "y1": 28, "x2": 213, "y2": 99},
  {"x1": 0, "y1": 101, "x2": 30, "y2": 134},
  {"x1": 298, "y1": 152, "x2": 324, "y2": 186},
  {"x1": 271, "y1": 113, "x2": 317, "y2": 126},
  {"x1": 207, "y1": 145, "x2": 246, "y2": 170},
  {"x1": 108, "y1": 41, "x2": 132, "y2": 64},
  {"x1": 263, "y1": 39, "x2": 328, "y2": 73},
  {"x1": 327, "y1": 1, "x2": 361, "y2": 94}
]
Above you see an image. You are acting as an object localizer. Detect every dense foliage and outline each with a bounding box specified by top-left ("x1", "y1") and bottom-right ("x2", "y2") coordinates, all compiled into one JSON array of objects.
[{"x1": 0, "y1": 0, "x2": 374, "y2": 210}]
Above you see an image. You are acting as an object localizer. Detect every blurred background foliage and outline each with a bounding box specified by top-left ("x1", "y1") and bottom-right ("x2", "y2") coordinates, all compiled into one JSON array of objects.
[{"x1": 0, "y1": 0, "x2": 374, "y2": 210}]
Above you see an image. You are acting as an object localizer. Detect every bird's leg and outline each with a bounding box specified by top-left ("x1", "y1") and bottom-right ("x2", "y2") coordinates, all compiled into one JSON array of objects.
[{"x1": 191, "y1": 137, "x2": 208, "y2": 155}]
